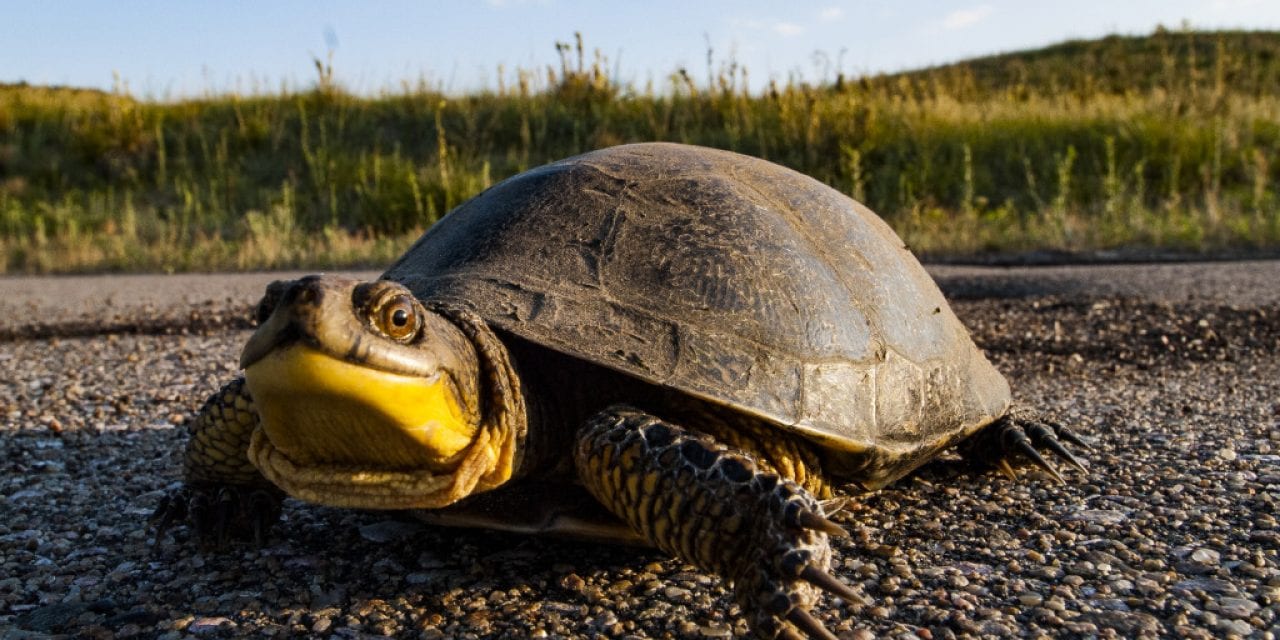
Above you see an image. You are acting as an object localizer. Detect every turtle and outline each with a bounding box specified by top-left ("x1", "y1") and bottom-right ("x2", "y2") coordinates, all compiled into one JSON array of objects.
[{"x1": 152, "y1": 142, "x2": 1088, "y2": 639}]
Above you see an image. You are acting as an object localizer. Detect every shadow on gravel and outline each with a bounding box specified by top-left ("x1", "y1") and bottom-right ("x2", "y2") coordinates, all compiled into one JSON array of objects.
[{"x1": 8, "y1": 421, "x2": 657, "y2": 637}]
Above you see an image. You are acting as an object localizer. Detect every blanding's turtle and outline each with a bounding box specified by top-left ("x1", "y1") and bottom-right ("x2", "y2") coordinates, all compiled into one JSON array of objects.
[{"x1": 154, "y1": 143, "x2": 1087, "y2": 639}]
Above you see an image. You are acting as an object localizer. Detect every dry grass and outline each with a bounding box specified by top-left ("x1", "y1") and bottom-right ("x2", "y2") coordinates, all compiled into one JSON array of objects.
[{"x1": 2, "y1": 30, "x2": 1279, "y2": 273}]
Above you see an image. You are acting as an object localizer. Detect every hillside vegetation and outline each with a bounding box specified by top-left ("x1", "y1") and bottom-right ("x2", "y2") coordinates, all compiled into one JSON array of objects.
[{"x1": 1, "y1": 28, "x2": 1278, "y2": 273}]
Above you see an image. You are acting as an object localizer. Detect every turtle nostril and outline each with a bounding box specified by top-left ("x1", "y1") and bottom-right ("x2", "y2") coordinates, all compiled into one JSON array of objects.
[{"x1": 285, "y1": 279, "x2": 323, "y2": 306}]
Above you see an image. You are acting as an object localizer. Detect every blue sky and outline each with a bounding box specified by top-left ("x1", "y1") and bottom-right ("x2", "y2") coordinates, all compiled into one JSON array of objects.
[{"x1": 4, "y1": 1, "x2": 1280, "y2": 97}]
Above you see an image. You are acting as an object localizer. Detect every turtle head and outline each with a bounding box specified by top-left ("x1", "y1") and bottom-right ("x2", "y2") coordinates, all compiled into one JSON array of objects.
[{"x1": 239, "y1": 275, "x2": 514, "y2": 509}]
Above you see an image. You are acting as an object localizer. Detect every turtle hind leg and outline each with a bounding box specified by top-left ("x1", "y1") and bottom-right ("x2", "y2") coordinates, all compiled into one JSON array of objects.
[
  {"x1": 961, "y1": 406, "x2": 1090, "y2": 483},
  {"x1": 151, "y1": 377, "x2": 283, "y2": 547},
  {"x1": 574, "y1": 405, "x2": 864, "y2": 640}
]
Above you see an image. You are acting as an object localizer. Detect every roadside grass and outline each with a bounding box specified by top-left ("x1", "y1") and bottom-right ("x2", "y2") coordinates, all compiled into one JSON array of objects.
[{"x1": 2, "y1": 29, "x2": 1279, "y2": 273}]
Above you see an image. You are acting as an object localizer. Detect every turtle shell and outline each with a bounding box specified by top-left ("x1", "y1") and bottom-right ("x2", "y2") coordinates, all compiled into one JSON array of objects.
[{"x1": 384, "y1": 143, "x2": 1010, "y2": 479}]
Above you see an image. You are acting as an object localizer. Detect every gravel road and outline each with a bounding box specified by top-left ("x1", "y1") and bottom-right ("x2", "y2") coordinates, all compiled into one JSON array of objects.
[{"x1": 2, "y1": 262, "x2": 1278, "y2": 639}]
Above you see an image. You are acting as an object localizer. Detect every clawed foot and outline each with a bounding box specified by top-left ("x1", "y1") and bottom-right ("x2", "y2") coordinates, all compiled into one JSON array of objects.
[
  {"x1": 575, "y1": 407, "x2": 866, "y2": 639},
  {"x1": 965, "y1": 407, "x2": 1090, "y2": 483},
  {"x1": 150, "y1": 484, "x2": 283, "y2": 549},
  {"x1": 735, "y1": 481, "x2": 867, "y2": 640}
]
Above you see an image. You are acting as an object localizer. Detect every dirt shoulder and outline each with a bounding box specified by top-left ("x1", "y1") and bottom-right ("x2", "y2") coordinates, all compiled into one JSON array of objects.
[{"x1": 2, "y1": 261, "x2": 1277, "y2": 341}]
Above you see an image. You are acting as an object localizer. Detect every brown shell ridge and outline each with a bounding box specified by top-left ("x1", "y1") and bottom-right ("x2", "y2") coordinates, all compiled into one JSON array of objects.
[
  {"x1": 398, "y1": 267, "x2": 893, "y2": 366},
  {"x1": 396, "y1": 269, "x2": 1004, "y2": 458},
  {"x1": 383, "y1": 143, "x2": 1014, "y2": 467}
]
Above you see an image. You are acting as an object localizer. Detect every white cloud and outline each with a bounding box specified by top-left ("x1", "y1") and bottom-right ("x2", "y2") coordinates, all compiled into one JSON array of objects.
[
  {"x1": 774, "y1": 22, "x2": 804, "y2": 37},
  {"x1": 942, "y1": 4, "x2": 994, "y2": 30},
  {"x1": 819, "y1": 6, "x2": 844, "y2": 22}
]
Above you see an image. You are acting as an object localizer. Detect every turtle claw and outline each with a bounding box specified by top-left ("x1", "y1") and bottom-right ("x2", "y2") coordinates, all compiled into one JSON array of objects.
[
  {"x1": 150, "y1": 484, "x2": 282, "y2": 549},
  {"x1": 149, "y1": 488, "x2": 190, "y2": 549},
  {"x1": 792, "y1": 508, "x2": 848, "y2": 538},
  {"x1": 1025, "y1": 422, "x2": 1089, "y2": 473},
  {"x1": 965, "y1": 408, "x2": 1089, "y2": 483},
  {"x1": 1010, "y1": 435, "x2": 1063, "y2": 483},
  {"x1": 785, "y1": 607, "x2": 838, "y2": 640},
  {"x1": 1052, "y1": 423, "x2": 1092, "y2": 451},
  {"x1": 800, "y1": 564, "x2": 868, "y2": 606},
  {"x1": 996, "y1": 458, "x2": 1018, "y2": 481}
]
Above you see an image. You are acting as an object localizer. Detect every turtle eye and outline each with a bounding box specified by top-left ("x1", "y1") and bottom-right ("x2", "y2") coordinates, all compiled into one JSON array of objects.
[{"x1": 376, "y1": 295, "x2": 419, "y2": 342}]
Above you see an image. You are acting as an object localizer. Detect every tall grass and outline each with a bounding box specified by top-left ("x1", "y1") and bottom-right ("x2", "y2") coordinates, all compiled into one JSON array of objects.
[{"x1": 2, "y1": 29, "x2": 1279, "y2": 273}]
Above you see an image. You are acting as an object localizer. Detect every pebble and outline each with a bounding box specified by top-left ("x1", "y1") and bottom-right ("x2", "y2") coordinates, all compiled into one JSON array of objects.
[
  {"x1": 699, "y1": 623, "x2": 733, "y2": 637},
  {"x1": 1190, "y1": 548, "x2": 1221, "y2": 565},
  {"x1": 1216, "y1": 597, "x2": 1260, "y2": 619},
  {"x1": 2, "y1": 275, "x2": 1279, "y2": 638},
  {"x1": 1216, "y1": 619, "x2": 1253, "y2": 636},
  {"x1": 188, "y1": 616, "x2": 233, "y2": 634},
  {"x1": 358, "y1": 520, "x2": 425, "y2": 543},
  {"x1": 1064, "y1": 509, "x2": 1128, "y2": 525},
  {"x1": 1017, "y1": 592, "x2": 1044, "y2": 606}
]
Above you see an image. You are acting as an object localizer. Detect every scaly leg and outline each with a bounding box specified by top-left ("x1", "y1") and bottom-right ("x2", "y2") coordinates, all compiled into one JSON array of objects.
[
  {"x1": 151, "y1": 377, "x2": 283, "y2": 546},
  {"x1": 574, "y1": 405, "x2": 864, "y2": 640}
]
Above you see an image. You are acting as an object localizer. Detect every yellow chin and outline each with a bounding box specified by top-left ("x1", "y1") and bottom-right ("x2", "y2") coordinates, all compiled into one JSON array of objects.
[{"x1": 243, "y1": 345, "x2": 484, "y2": 508}]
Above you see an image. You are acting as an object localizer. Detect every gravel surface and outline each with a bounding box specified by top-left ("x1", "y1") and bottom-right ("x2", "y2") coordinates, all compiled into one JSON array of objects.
[{"x1": 2, "y1": 262, "x2": 1279, "y2": 639}]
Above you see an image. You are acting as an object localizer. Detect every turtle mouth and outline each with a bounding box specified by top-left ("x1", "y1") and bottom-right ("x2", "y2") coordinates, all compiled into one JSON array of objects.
[
  {"x1": 247, "y1": 428, "x2": 478, "y2": 510},
  {"x1": 243, "y1": 344, "x2": 482, "y2": 509}
]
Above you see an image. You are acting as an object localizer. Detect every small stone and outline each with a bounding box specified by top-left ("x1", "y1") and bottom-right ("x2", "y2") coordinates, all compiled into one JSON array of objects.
[
  {"x1": 1064, "y1": 509, "x2": 1128, "y2": 525},
  {"x1": 1018, "y1": 592, "x2": 1044, "y2": 606},
  {"x1": 1174, "y1": 577, "x2": 1238, "y2": 595},
  {"x1": 1215, "y1": 619, "x2": 1252, "y2": 636},
  {"x1": 188, "y1": 617, "x2": 233, "y2": 634},
  {"x1": 699, "y1": 623, "x2": 733, "y2": 637},
  {"x1": 871, "y1": 544, "x2": 899, "y2": 558},
  {"x1": 1190, "y1": 548, "x2": 1221, "y2": 565},
  {"x1": 1217, "y1": 597, "x2": 1259, "y2": 619},
  {"x1": 1218, "y1": 448, "x2": 1237, "y2": 461},
  {"x1": 559, "y1": 573, "x2": 585, "y2": 591},
  {"x1": 357, "y1": 520, "x2": 424, "y2": 543}
]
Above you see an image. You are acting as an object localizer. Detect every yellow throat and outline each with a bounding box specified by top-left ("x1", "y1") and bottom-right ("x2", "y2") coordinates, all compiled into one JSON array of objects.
[{"x1": 244, "y1": 344, "x2": 507, "y2": 509}]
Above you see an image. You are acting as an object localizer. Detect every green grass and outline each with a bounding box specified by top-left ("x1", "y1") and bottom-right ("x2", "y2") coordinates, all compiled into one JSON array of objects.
[{"x1": 2, "y1": 29, "x2": 1279, "y2": 273}]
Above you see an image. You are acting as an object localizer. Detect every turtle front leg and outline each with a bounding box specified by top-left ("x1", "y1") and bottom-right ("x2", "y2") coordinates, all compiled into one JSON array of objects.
[
  {"x1": 151, "y1": 377, "x2": 283, "y2": 546},
  {"x1": 961, "y1": 406, "x2": 1090, "y2": 482},
  {"x1": 574, "y1": 405, "x2": 864, "y2": 640}
]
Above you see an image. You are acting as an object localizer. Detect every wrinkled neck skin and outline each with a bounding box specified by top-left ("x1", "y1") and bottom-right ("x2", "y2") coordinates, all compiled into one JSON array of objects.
[{"x1": 422, "y1": 305, "x2": 529, "y2": 503}]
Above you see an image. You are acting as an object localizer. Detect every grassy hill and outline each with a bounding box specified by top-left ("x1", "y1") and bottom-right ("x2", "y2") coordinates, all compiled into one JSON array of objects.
[
  {"x1": 1, "y1": 29, "x2": 1278, "y2": 273},
  {"x1": 870, "y1": 29, "x2": 1280, "y2": 97}
]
